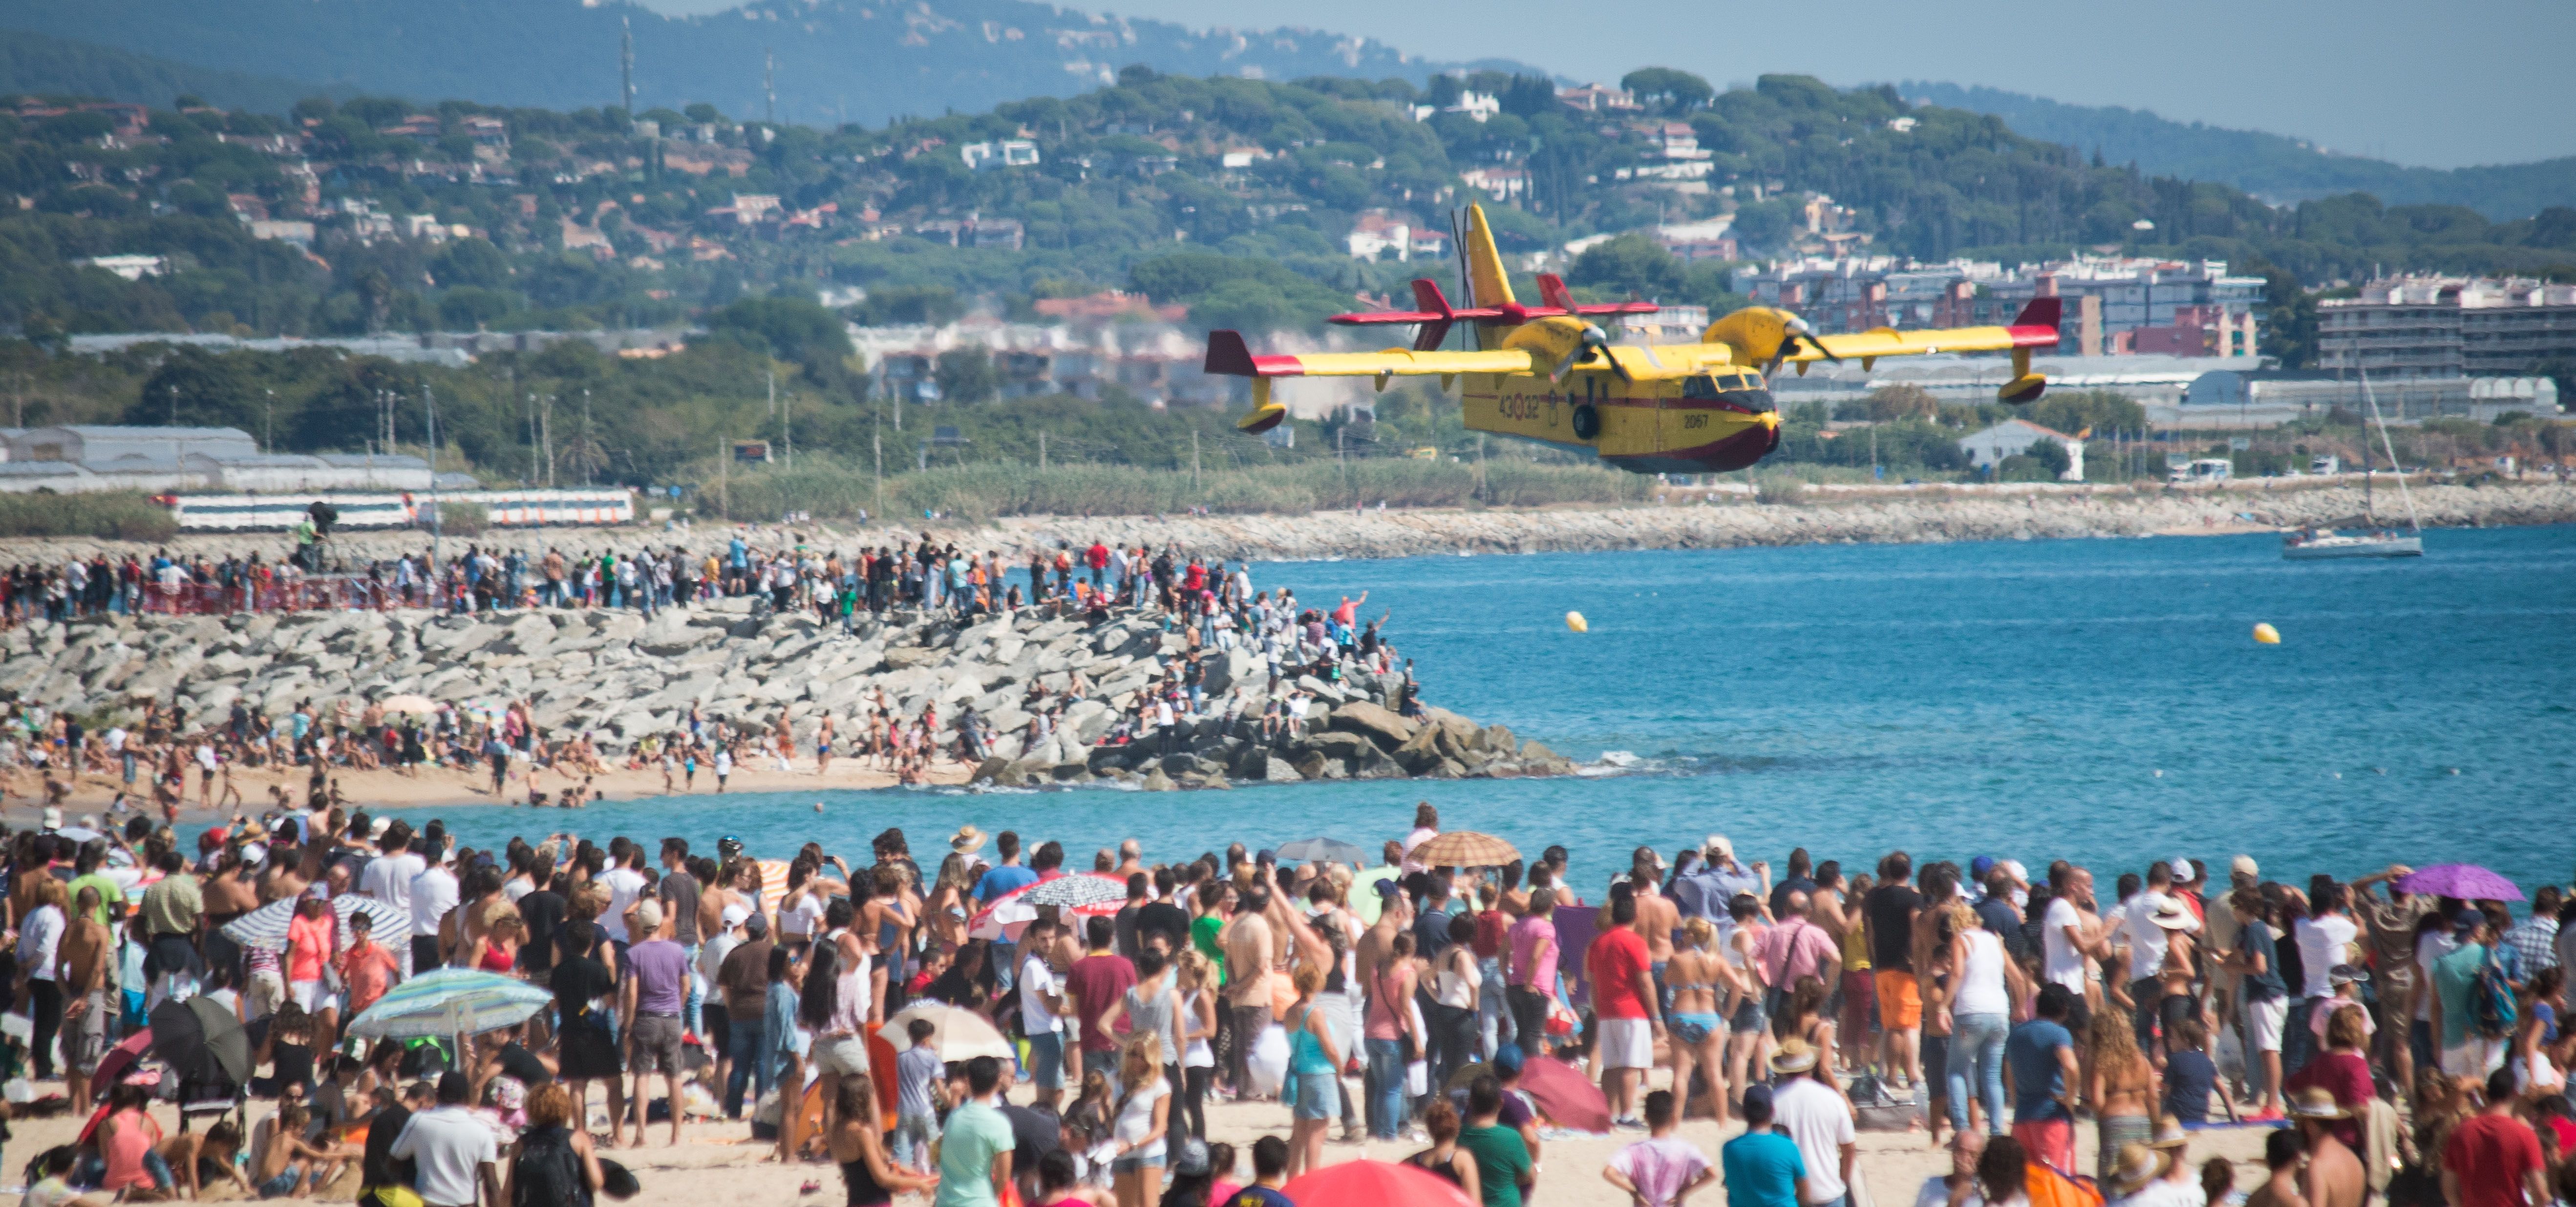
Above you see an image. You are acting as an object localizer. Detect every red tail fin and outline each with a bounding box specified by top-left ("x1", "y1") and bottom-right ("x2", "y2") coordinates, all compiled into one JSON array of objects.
[
  {"x1": 1204, "y1": 330, "x2": 1258, "y2": 377},
  {"x1": 1409, "y1": 278, "x2": 1456, "y2": 352},
  {"x1": 2012, "y1": 297, "x2": 2063, "y2": 339},
  {"x1": 1536, "y1": 273, "x2": 1576, "y2": 312}
]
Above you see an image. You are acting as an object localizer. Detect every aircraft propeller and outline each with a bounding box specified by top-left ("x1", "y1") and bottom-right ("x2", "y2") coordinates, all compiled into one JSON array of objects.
[{"x1": 1551, "y1": 324, "x2": 1632, "y2": 383}]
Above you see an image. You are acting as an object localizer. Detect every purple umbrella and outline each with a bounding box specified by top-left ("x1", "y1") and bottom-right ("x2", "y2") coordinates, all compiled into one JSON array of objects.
[{"x1": 2393, "y1": 863, "x2": 2524, "y2": 902}]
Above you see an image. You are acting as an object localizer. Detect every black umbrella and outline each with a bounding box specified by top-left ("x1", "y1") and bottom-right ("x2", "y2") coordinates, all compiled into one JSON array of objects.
[
  {"x1": 149, "y1": 996, "x2": 253, "y2": 1087},
  {"x1": 1276, "y1": 837, "x2": 1369, "y2": 865}
]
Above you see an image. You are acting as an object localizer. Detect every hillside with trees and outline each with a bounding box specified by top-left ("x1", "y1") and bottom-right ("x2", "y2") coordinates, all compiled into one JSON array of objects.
[{"x1": 6, "y1": 68, "x2": 2571, "y2": 354}]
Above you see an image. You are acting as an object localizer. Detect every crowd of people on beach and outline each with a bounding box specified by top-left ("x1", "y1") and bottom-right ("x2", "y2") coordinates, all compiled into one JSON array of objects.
[
  {"x1": 0, "y1": 529, "x2": 1417, "y2": 815},
  {"x1": 0, "y1": 794, "x2": 2570, "y2": 1207}
]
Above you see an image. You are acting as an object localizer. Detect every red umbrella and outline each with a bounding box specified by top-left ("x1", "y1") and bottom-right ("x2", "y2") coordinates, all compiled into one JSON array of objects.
[
  {"x1": 1517, "y1": 1056, "x2": 1612, "y2": 1133},
  {"x1": 1283, "y1": 1159, "x2": 1476, "y2": 1207},
  {"x1": 90, "y1": 1030, "x2": 155, "y2": 1098}
]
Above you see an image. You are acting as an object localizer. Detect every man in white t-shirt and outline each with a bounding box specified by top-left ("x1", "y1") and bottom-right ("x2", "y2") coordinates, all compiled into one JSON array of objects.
[
  {"x1": 1769, "y1": 1041, "x2": 1856, "y2": 1207},
  {"x1": 359, "y1": 821, "x2": 426, "y2": 904},
  {"x1": 598, "y1": 845, "x2": 650, "y2": 949},
  {"x1": 2042, "y1": 867, "x2": 2101, "y2": 1038},
  {"x1": 2290, "y1": 881, "x2": 2359, "y2": 1072},
  {"x1": 409, "y1": 846, "x2": 459, "y2": 972},
  {"x1": 1017, "y1": 916, "x2": 1070, "y2": 1109},
  {"x1": 389, "y1": 1072, "x2": 501, "y2": 1207},
  {"x1": 2120, "y1": 861, "x2": 2198, "y2": 1050}
]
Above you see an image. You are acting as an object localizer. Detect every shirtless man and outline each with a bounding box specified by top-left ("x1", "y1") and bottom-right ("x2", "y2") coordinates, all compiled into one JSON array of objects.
[
  {"x1": 1615, "y1": 848, "x2": 1680, "y2": 987},
  {"x1": 2244, "y1": 1129, "x2": 2310, "y2": 1207},
  {"x1": 57, "y1": 887, "x2": 115, "y2": 1116},
  {"x1": 816, "y1": 715, "x2": 836, "y2": 777},
  {"x1": 2290, "y1": 1087, "x2": 2365, "y2": 1207},
  {"x1": 1222, "y1": 886, "x2": 1277, "y2": 1096}
]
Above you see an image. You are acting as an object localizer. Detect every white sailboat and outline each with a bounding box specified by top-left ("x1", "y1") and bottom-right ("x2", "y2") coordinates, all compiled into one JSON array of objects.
[{"x1": 2284, "y1": 371, "x2": 2424, "y2": 559}]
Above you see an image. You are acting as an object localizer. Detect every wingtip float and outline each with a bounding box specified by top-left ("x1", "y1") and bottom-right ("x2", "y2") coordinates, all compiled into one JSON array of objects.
[{"x1": 1212, "y1": 203, "x2": 2064, "y2": 476}]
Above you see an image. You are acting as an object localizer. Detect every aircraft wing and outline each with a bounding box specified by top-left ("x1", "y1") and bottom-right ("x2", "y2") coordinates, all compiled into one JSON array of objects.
[
  {"x1": 1785, "y1": 298, "x2": 2063, "y2": 365},
  {"x1": 1203, "y1": 330, "x2": 1537, "y2": 379}
]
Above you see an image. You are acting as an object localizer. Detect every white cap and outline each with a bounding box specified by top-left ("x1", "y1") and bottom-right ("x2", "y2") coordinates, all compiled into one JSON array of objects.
[
  {"x1": 2168, "y1": 858, "x2": 2194, "y2": 882},
  {"x1": 721, "y1": 903, "x2": 751, "y2": 929},
  {"x1": 1703, "y1": 834, "x2": 1733, "y2": 859},
  {"x1": 634, "y1": 899, "x2": 664, "y2": 932},
  {"x1": 41, "y1": 806, "x2": 62, "y2": 829},
  {"x1": 2000, "y1": 859, "x2": 2028, "y2": 883}
]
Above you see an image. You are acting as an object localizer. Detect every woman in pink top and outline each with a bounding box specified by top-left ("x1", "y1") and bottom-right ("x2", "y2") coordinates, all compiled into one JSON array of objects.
[
  {"x1": 285, "y1": 895, "x2": 340, "y2": 1050},
  {"x1": 98, "y1": 1081, "x2": 166, "y2": 1193},
  {"x1": 1505, "y1": 889, "x2": 1561, "y2": 1057}
]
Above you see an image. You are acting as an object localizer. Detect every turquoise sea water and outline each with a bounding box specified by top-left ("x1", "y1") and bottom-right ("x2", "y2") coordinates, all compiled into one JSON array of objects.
[{"x1": 380, "y1": 525, "x2": 2576, "y2": 894}]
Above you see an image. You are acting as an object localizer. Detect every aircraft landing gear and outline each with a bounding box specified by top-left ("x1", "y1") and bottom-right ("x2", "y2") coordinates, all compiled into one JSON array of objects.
[{"x1": 1570, "y1": 402, "x2": 1601, "y2": 441}]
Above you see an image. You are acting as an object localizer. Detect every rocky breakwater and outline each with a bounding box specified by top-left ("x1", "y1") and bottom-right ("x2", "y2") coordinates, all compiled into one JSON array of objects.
[{"x1": 0, "y1": 601, "x2": 1569, "y2": 791}]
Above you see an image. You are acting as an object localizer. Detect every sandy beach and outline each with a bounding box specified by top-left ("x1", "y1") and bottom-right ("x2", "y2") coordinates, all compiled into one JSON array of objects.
[
  {"x1": 7, "y1": 749, "x2": 972, "y2": 825},
  {"x1": 0, "y1": 1066, "x2": 2279, "y2": 1207}
]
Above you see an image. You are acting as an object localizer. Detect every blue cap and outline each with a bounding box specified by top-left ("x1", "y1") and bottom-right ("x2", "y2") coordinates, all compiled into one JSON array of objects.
[
  {"x1": 1492, "y1": 1043, "x2": 1524, "y2": 1074},
  {"x1": 1970, "y1": 855, "x2": 1997, "y2": 880},
  {"x1": 1372, "y1": 878, "x2": 1405, "y2": 899},
  {"x1": 1742, "y1": 1083, "x2": 1774, "y2": 1113}
]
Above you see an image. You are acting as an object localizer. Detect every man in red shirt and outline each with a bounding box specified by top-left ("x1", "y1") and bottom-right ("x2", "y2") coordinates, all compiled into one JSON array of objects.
[
  {"x1": 1085, "y1": 542, "x2": 1109, "y2": 587},
  {"x1": 1063, "y1": 915, "x2": 1137, "y2": 1068},
  {"x1": 1584, "y1": 884, "x2": 1663, "y2": 1130},
  {"x1": 2443, "y1": 1068, "x2": 2548, "y2": 1207}
]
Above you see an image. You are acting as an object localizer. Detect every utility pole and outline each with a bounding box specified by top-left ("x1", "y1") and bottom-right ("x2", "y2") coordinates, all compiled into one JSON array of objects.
[
  {"x1": 1192, "y1": 429, "x2": 1200, "y2": 489},
  {"x1": 872, "y1": 407, "x2": 882, "y2": 519},
  {"x1": 423, "y1": 385, "x2": 442, "y2": 570},
  {"x1": 262, "y1": 388, "x2": 274, "y2": 452},
  {"x1": 526, "y1": 391, "x2": 539, "y2": 485},
  {"x1": 620, "y1": 16, "x2": 635, "y2": 118},
  {"x1": 764, "y1": 48, "x2": 775, "y2": 126},
  {"x1": 783, "y1": 387, "x2": 792, "y2": 469},
  {"x1": 541, "y1": 394, "x2": 555, "y2": 487},
  {"x1": 719, "y1": 435, "x2": 729, "y2": 520},
  {"x1": 167, "y1": 383, "x2": 177, "y2": 426},
  {"x1": 582, "y1": 388, "x2": 594, "y2": 486},
  {"x1": 1038, "y1": 430, "x2": 1046, "y2": 471}
]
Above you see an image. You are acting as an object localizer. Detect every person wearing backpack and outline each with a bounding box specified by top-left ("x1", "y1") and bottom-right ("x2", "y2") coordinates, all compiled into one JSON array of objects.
[
  {"x1": 506, "y1": 1081, "x2": 604, "y2": 1207},
  {"x1": 2428, "y1": 915, "x2": 2512, "y2": 1079}
]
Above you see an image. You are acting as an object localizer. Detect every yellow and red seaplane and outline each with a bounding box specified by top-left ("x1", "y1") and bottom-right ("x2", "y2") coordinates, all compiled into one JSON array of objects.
[{"x1": 1206, "y1": 203, "x2": 2064, "y2": 473}]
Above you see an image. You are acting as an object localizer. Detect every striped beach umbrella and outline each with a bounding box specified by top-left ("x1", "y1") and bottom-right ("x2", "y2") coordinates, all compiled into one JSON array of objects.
[
  {"x1": 1021, "y1": 872, "x2": 1128, "y2": 909},
  {"x1": 221, "y1": 894, "x2": 410, "y2": 952},
  {"x1": 347, "y1": 968, "x2": 554, "y2": 1040}
]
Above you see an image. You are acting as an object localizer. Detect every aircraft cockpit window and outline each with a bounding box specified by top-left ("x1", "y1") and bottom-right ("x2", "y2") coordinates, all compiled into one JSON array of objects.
[{"x1": 1682, "y1": 375, "x2": 1721, "y2": 401}]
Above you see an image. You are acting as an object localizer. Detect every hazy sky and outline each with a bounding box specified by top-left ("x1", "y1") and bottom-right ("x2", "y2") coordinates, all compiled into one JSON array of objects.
[{"x1": 638, "y1": 0, "x2": 2572, "y2": 169}]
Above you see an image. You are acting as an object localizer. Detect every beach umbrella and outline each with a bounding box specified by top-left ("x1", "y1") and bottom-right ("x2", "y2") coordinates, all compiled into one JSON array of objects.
[
  {"x1": 377, "y1": 694, "x2": 440, "y2": 715},
  {"x1": 968, "y1": 882, "x2": 1119, "y2": 941},
  {"x1": 1020, "y1": 872, "x2": 1127, "y2": 909},
  {"x1": 880, "y1": 1002, "x2": 1016, "y2": 1062},
  {"x1": 52, "y1": 826, "x2": 107, "y2": 845},
  {"x1": 89, "y1": 1030, "x2": 155, "y2": 1098},
  {"x1": 1413, "y1": 831, "x2": 1519, "y2": 868},
  {"x1": 2393, "y1": 863, "x2": 2524, "y2": 902},
  {"x1": 1516, "y1": 1056, "x2": 1611, "y2": 1134},
  {"x1": 149, "y1": 995, "x2": 252, "y2": 1087},
  {"x1": 1276, "y1": 838, "x2": 1369, "y2": 865},
  {"x1": 1283, "y1": 1160, "x2": 1474, "y2": 1207},
  {"x1": 221, "y1": 893, "x2": 409, "y2": 952},
  {"x1": 347, "y1": 968, "x2": 554, "y2": 1041}
]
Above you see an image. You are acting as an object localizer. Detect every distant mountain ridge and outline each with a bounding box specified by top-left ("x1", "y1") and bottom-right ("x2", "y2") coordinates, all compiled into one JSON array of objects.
[
  {"x1": 0, "y1": 29, "x2": 352, "y2": 115},
  {"x1": 0, "y1": 0, "x2": 1537, "y2": 127},
  {"x1": 1901, "y1": 82, "x2": 2575, "y2": 221}
]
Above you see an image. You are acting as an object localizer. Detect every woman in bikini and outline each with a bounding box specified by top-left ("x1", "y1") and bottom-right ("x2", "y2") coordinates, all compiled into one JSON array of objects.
[
  {"x1": 1667, "y1": 917, "x2": 1748, "y2": 1123},
  {"x1": 2086, "y1": 1003, "x2": 2160, "y2": 1182}
]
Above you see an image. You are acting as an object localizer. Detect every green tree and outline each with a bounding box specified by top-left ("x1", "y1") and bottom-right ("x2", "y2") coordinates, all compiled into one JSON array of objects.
[
  {"x1": 935, "y1": 346, "x2": 996, "y2": 402},
  {"x1": 706, "y1": 295, "x2": 853, "y2": 365},
  {"x1": 429, "y1": 237, "x2": 512, "y2": 289},
  {"x1": 1620, "y1": 68, "x2": 1712, "y2": 112},
  {"x1": 1567, "y1": 233, "x2": 1686, "y2": 301}
]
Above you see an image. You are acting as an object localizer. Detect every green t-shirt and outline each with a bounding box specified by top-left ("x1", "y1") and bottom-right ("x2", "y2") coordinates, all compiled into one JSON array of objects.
[
  {"x1": 2432, "y1": 940, "x2": 2490, "y2": 1049},
  {"x1": 1192, "y1": 914, "x2": 1228, "y2": 986},
  {"x1": 66, "y1": 872, "x2": 126, "y2": 927},
  {"x1": 933, "y1": 1100, "x2": 1016, "y2": 1207},
  {"x1": 1459, "y1": 1122, "x2": 1534, "y2": 1207}
]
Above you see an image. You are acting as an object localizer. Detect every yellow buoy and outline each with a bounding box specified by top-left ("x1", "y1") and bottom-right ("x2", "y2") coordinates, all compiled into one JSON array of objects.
[
  {"x1": 1564, "y1": 611, "x2": 1588, "y2": 634},
  {"x1": 2253, "y1": 623, "x2": 2280, "y2": 645}
]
